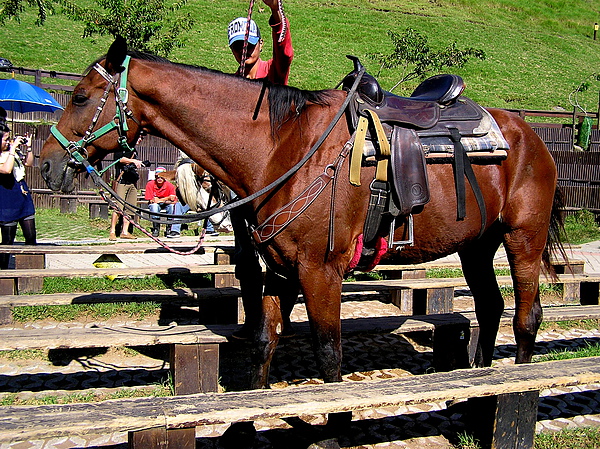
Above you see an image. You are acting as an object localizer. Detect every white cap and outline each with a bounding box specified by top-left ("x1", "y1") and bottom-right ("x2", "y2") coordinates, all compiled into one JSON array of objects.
[{"x1": 228, "y1": 17, "x2": 261, "y2": 46}]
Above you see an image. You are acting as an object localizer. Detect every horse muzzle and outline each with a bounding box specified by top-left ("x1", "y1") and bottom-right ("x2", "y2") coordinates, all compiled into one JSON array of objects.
[{"x1": 40, "y1": 156, "x2": 77, "y2": 193}]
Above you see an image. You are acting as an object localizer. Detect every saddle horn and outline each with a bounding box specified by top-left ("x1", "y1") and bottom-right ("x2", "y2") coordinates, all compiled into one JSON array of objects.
[{"x1": 342, "y1": 55, "x2": 384, "y2": 105}]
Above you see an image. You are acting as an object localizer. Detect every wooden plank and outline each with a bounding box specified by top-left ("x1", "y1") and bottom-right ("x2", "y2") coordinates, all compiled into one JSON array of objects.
[
  {"x1": 0, "y1": 324, "x2": 229, "y2": 351},
  {"x1": 2, "y1": 357, "x2": 600, "y2": 442},
  {"x1": 0, "y1": 264, "x2": 238, "y2": 279},
  {"x1": 0, "y1": 288, "x2": 197, "y2": 307}
]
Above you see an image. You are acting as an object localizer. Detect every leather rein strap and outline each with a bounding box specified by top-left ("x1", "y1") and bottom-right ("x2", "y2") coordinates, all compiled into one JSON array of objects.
[{"x1": 252, "y1": 135, "x2": 355, "y2": 244}]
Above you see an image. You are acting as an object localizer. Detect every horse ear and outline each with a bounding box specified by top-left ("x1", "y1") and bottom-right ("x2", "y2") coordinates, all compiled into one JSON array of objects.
[{"x1": 105, "y1": 36, "x2": 128, "y2": 74}]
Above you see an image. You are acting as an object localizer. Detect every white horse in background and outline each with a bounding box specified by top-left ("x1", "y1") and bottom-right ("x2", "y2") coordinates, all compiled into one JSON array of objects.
[{"x1": 173, "y1": 159, "x2": 234, "y2": 233}]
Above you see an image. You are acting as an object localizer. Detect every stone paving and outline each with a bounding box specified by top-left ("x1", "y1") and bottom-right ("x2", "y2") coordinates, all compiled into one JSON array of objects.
[{"x1": 1, "y1": 239, "x2": 600, "y2": 448}]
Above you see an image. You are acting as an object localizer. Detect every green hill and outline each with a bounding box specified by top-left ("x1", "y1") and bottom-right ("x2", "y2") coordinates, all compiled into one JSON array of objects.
[{"x1": 1, "y1": 0, "x2": 600, "y2": 111}]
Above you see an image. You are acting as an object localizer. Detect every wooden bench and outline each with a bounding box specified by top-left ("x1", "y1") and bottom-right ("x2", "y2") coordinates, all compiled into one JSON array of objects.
[
  {"x1": 0, "y1": 323, "x2": 233, "y2": 395},
  {"x1": 2, "y1": 356, "x2": 600, "y2": 449},
  {"x1": 0, "y1": 242, "x2": 233, "y2": 294},
  {"x1": 1, "y1": 272, "x2": 598, "y2": 325},
  {"x1": 80, "y1": 196, "x2": 147, "y2": 220},
  {"x1": 344, "y1": 273, "x2": 600, "y2": 314}
]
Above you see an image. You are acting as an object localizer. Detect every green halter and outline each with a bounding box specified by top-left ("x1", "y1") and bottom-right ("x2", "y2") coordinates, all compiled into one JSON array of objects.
[{"x1": 50, "y1": 55, "x2": 138, "y2": 175}]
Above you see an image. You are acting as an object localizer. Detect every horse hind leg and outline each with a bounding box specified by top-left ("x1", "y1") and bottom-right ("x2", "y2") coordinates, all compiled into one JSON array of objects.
[
  {"x1": 504, "y1": 228, "x2": 545, "y2": 364},
  {"x1": 459, "y1": 229, "x2": 505, "y2": 367},
  {"x1": 249, "y1": 270, "x2": 285, "y2": 389}
]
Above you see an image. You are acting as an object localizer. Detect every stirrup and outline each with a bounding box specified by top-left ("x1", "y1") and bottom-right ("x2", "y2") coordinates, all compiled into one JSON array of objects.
[{"x1": 389, "y1": 214, "x2": 414, "y2": 250}]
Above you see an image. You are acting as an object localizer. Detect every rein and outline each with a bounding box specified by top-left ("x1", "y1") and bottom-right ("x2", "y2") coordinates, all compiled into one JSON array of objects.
[{"x1": 50, "y1": 56, "x2": 365, "y2": 245}]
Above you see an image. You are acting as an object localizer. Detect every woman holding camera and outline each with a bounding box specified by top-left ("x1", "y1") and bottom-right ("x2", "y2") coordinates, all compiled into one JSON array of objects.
[{"x1": 0, "y1": 107, "x2": 36, "y2": 268}]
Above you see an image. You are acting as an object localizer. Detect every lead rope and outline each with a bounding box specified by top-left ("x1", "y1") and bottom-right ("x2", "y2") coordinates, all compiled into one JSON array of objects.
[
  {"x1": 100, "y1": 189, "x2": 206, "y2": 256},
  {"x1": 239, "y1": 0, "x2": 256, "y2": 75},
  {"x1": 277, "y1": 0, "x2": 287, "y2": 43}
]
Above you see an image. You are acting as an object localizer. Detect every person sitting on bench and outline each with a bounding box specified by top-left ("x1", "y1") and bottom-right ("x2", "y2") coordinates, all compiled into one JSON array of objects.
[{"x1": 145, "y1": 166, "x2": 177, "y2": 238}]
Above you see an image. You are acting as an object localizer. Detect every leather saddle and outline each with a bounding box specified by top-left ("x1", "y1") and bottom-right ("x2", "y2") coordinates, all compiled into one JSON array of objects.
[{"x1": 342, "y1": 56, "x2": 507, "y2": 256}]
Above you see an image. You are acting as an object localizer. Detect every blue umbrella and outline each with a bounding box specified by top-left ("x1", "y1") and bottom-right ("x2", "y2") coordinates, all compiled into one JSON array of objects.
[{"x1": 0, "y1": 78, "x2": 64, "y2": 113}]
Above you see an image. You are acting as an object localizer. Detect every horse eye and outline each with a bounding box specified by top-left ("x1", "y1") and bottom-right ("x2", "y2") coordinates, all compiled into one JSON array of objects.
[{"x1": 72, "y1": 94, "x2": 88, "y2": 106}]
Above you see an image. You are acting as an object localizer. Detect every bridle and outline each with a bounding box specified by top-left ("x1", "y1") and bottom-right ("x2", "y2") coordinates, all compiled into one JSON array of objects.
[{"x1": 51, "y1": 56, "x2": 139, "y2": 176}]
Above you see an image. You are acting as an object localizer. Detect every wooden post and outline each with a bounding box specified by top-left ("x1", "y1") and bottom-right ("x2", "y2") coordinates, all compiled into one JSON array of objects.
[
  {"x1": 392, "y1": 286, "x2": 453, "y2": 316},
  {"x1": 468, "y1": 390, "x2": 538, "y2": 449},
  {"x1": 14, "y1": 254, "x2": 45, "y2": 293},
  {"x1": 170, "y1": 343, "x2": 219, "y2": 395},
  {"x1": 129, "y1": 426, "x2": 195, "y2": 449},
  {"x1": 388, "y1": 269, "x2": 427, "y2": 315},
  {"x1": 580, "y1": 281, "x2": 600, "y2": 306},
  {"x1": 89, "y1": 202, "x2": 109, "y2": 220},
  {"x1": 208, "y1": 248, "x2": 243, "y2": 324},
  {"x1": 432, "y1": 319, "x2": 471, "y2": 371},
  {"x1": 0, "y1": 306, "x2": 12, "y2": 325},
  {"x1": 59, "y1": 197, "x2": 78, "y2": 214},
  {"x1": 0, "y1": 279, "x2": 16, "y2": 295},
  {"x1": 213, "y1": 249, "x2": 239, "y2": 288},
  {"x1": 414, "y1": 287, "x2": 454, "y2": 315}
]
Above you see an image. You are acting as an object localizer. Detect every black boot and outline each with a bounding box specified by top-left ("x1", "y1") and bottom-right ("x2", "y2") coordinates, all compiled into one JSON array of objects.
[{"x1": 19, "y1": 217, "x2": 37, "y2": 245}]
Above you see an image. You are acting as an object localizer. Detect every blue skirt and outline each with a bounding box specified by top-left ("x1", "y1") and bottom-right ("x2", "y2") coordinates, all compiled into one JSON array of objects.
[{"x1": 0, "y1": 173, "x2": 35, "y2": 223}]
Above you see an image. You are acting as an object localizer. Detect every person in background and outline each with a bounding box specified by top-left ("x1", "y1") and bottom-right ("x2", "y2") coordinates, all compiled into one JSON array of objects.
[
  {"x1": 109, "y1": 143, "x2": 145, "y2": 240},
  {"x1": 0, "y1": 107, "x2": 36, "y2": 269},
  {"x1": 227, "y1": 0, "x2": 297, "y2": 340},
  {"x1": 228, "y1": 0, "x2": 293, "y2": 83},
  {"x1": 144, "y1": 166, "x2": 177, "y2": 237}
]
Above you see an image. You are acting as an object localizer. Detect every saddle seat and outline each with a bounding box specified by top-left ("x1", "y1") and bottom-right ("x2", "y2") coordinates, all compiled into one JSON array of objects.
[{"x1": 343, "y1": 56, "x2": 465, "y2": 130}]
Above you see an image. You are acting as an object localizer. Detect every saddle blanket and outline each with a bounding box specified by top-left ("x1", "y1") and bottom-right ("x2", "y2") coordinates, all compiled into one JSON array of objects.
[{"x1": 362, "y1": 108, "x2": 510, "y2": 158}]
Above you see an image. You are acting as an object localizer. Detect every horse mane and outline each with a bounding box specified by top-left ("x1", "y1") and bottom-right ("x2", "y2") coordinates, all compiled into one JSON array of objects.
[
  {"x1": 267, "y1": 84, "x2": 333, "y2": 134},
  {"x1": 88, "y1": 50, "x2": 333, "y2": 134}
]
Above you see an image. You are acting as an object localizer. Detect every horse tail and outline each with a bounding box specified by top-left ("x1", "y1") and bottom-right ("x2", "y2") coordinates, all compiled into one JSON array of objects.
[
  {"x1": 542, "y1": 186, "x2": 568, "y2": 277},
  {"x1": 175, "y1": 163, "x2": 201, "y2": 211}
]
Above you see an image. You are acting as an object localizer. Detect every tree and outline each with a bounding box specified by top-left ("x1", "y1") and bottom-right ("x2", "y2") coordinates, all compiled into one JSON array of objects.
[
  {"x1": 0, "y1": 0, "x2": 195, "y2": 57},
  {"x1": 0, "y1": 0, "x2": 54, "y2": 25},
  {"x1": 367, "y1": 28, "x2": 486, "y2": 92}
]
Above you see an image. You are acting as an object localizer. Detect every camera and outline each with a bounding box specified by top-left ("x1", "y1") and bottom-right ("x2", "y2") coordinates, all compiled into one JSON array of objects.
[{"x1": 142, "y1": 160, "x2": 152, "y2": 167}]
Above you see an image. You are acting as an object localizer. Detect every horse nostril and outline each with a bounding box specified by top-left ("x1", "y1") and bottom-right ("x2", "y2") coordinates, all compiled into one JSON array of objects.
[{"x1": 40, "y1": 161, "x2": 50, "y2": 179}]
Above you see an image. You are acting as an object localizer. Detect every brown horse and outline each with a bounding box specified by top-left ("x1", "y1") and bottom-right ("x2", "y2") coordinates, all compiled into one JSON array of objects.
[{"x1": 40, "y1": 38, "x2": 562, "y2": 388}]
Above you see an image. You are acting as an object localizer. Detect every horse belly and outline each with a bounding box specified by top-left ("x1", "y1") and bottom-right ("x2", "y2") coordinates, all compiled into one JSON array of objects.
[{"x1": 383, "y1": 164, "x2": 504, "y2": 264}]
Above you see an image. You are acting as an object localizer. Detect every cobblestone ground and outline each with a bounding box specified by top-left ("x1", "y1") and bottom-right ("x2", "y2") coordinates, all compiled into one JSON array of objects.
[{"x1": 2, "y1": 297, "x2": 600, "y2": 448}]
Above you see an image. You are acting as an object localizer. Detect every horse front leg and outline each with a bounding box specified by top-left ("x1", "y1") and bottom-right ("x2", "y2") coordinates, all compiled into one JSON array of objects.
[
  {"x1": 249, "y1": 270, "x2": 286, "y2": 389},
  {"x1": 249, "y1": 294, "x2": 283, "y2": 389},
  {"x1": 300, "y1": 268, "x2": 343, "y2": 383}
]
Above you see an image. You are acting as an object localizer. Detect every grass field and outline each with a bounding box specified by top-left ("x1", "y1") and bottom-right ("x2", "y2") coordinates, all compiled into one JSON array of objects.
[{"x1": 0, "y1": 0, "x2": 600, "y2": 111}]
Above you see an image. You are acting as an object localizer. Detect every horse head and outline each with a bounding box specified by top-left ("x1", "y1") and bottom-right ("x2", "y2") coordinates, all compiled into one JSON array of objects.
[{"x1": 40, "y1": 37, "x2": 145, "y2": 192}]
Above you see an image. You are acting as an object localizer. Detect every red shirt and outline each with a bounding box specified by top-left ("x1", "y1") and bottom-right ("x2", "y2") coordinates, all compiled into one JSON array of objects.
[
  {"x1": 238, "y1": 17, "x2": 294, "y2": 85},
  {"x1": 144, "y1": 179, "x2": 176, "y2": 202}
]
